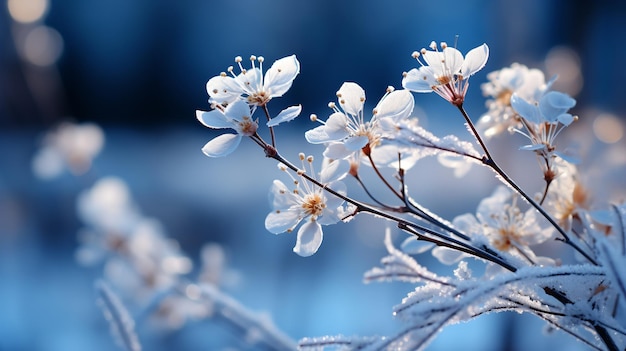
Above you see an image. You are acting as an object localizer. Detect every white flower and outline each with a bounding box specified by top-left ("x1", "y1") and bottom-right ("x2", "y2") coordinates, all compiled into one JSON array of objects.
[
  {"x1": 510, "y1": 90, "x2": 577, "y2": 159},
  {"x1": 32, "y1": 121, "x2": 104, "y2": 179},
  {"x1": 206, "y1": 54, "x2": 300, "y2": 108},
  {"x1": 305, "y1": 82, "x2": 414, "y2": 161},
  {"x1": 478, "y1": 63, "x2": 555, "y2": 138},
  {"x1": 264, "y1": 156, "x2": 349, "y2": 256},
  {"x1": 196, "y1": 99, "x2": 258, "y2": 157},
  {"x1": 439, "y1": 186, "x2": 554, "y2": 265},
  {"x1": 402, "y1": 41, "x2": 489, "y2": 106}
]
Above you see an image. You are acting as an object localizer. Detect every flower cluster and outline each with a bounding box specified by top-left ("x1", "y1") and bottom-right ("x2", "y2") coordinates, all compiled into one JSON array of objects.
[{"x1": 195, "y1": 43, "x2": 626, "y2": 351}]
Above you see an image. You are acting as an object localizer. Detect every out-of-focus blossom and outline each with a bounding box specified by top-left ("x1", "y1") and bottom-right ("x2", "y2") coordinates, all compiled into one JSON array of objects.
[
  {"x1": 435, "y1": 186, "x2": 554, "y2": 266},
  {"x1": 76, "y1": 177, "x2": 192, "y2": 298},
  {"x1": 478, "y1": 63, "x2": 554, "y2": 138},
  {"x1": 264, "y1": 156, "x2": 349, "y2": 256},
  {"x1": 510, "y1": 90, "x2": 578, "y2": 167},
  {"x1": 402, "y1": 41, "x2": 488, "y2": 106},
  {"x1": 32, "y1": 121, "x2": 104, "y2": 179},
  {"x1": 305, "y1": 82, "x2": 414, "y2": 162},
  {"x1": 205, "y1": 54, "x2": 300, "y2": 109}
]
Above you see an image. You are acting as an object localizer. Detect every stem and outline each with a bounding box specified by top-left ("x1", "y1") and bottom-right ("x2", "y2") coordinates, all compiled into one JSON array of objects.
[
  {"x1": 456, "y1": 104, "x2": 598, "y2": 265},
  {"x1": 267, "y1": 148, "x2": 517, "y2": 272},
  {"x1": 262, "y1": 104, "x2": 277, "y2": 148}
]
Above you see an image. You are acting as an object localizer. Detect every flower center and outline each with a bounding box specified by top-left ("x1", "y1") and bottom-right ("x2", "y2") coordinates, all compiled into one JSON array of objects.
[
  {"x1": 302, "y1": 193, "x2": 325, "y2": 217},
  {"x1": 247, "y1": 91, "x2": 271, "y2": 106},
  {"x1": 237, "y1": 116, "x2": 258, "y2": 136}
]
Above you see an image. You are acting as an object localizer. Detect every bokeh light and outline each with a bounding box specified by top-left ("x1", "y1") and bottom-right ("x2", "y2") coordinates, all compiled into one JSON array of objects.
[
  {"x1": 593, "y1": 113, "x2": 624, "y2": 144},
  {"x1": 21, "y1": 25, "x2": 64, "y2": 67},
  {"x1": 7, "y1": 0, "x2": 48, "y2": 24}
]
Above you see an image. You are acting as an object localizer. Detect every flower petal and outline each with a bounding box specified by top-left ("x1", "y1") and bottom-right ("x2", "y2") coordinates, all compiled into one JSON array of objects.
[
  {"x1": 264, "y1": 55, "x2": 300, "y2": 98},
  {"x1": 324, "y1": 112, "x2": 350, "y2": 140},
  {"x1": 343, "y1": 135, "x2": 369, "y2": 151},
  {"x1": 539, "y1": 91, "x2": 576, "y2": 121},
  {"x1": 206, "y1": 75, "x2": 243, "y2": 104},
  {"x1": 235, "y1": 68, "x2": 262, "y2": 95},
  {"x1": 267, "y1": 105, "x2": 302, "y2": 127},
  {"x1": 265, "y1": 208, "x2": 302, "y2": 234},
  {"x1": 320, "y1": 159, "x2": 350, "y2": 183},
  {"x1": 201, "y1": 133, "x2": 242, "y2": 157},
  {"x1": 293, "y1": 220, "x2": 323, "y2": 256},
  {"x1": 323, "y1": 142, "x2": 353, "y2": 159},
  {"x1": 268, "y1": 179, "x2": 298, "y2": 210},
  {"x1": 226, "y1": 99, "x2": 254, "y2": 122},
  {"x1": 196, "y1": 109, "x2": 233, "y2": 129},
  {"x1": 305, "y1": 125, "x2": 331, "y2": 144},
  {"x1": 511, "y1": 93, "x2": 542, "y2": 124},
  {"x1": 374, "y1": 89, "x2": 415, "y2": 121},
  {"x1": 336, "y1": 82, "x2": 365, "y2": 116},
  {"x1": 461, "y1": 43, "x2": 489, "y2": 77},
  {"x1": 402, "y1": 68, "x2": 434, "y2": 93}
]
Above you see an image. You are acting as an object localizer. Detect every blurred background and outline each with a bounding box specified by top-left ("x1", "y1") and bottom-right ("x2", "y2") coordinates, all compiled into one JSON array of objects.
[{"x1": 1, "y1": 0, "x2": 626, "y2": 350}]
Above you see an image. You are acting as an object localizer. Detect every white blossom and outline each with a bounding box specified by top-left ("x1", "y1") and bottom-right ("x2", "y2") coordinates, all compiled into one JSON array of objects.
[
  {"x1": 196, "y1": 99, "x2": 258, "y2": 157},
  {"x1": 205, "y1": 54, "x2": 300, "y2": 108},
  {"x1": 264, "y1": 157, "x2": 349, "y2": 256},
  {"x1": 402, "y1": 41, "x2": 488, "y2": 105}
]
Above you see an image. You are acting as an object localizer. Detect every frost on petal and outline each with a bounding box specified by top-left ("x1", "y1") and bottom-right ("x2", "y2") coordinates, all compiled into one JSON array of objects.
[
  {"x1": 263, "y1": 55, "x2": 300, "y2": 98},
  {"x1": 461, "y1": 43, "x2": 489, "y2": 77},
  {"x1": 402, "y1": 68, "x2": 434, "y2": 93},
  {"x1": 265, "y1": 209, "x2": 301, "y2": 234},
  {"x1": 267, "y1": 105, "x2": 302, "y2": 127},
  {"x1": 293, "y1": 220, "x2": 323, "y2": 257},
  {"x1": 336, "y1": 82, "x2": 365, "y2": 116},
  {"x1": 324, "y1": 112, "x2": 350, "y2": 140},
  {"x1": 196, "y1": 110, "x2": 232, "y2": 129},
  {"x1": 206, "y1": 75, "x2": 243, "y2": 104},
  {"x1": 304, "y1": 125, "x2": 330, "y2": 144},
  {"x1": 201, "y1": 133, "x2": 242, "y2": 157},
  {"x1": 374, "y1": 89, "x2": 415, "y2": 121}
]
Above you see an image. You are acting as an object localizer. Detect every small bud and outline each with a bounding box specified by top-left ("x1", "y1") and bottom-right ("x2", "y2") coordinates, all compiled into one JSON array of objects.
[
  {"x1": 310, "y1": 114, "x2": 318, "y2": 122},
  {"x1": 234, "y1": 56, "x2": 242, "y2": 63},
  {"x1": 299, "y1": 152, "x2": 305, "y2": 160}
]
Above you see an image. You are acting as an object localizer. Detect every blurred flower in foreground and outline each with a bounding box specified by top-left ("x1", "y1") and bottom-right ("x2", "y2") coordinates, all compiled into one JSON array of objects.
[
  {"x1": 402, "y1": 41, "x2": 489, "y2": 106},
  {"x1": 478, "y1": 63, "x2": 554, "y2": 138},
  {"x1": 76, "y1": 177, "x2": 192, "y2": 298},
  {"x1": 32, "y1": 121, "x2": 104, "y2": 179}
]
